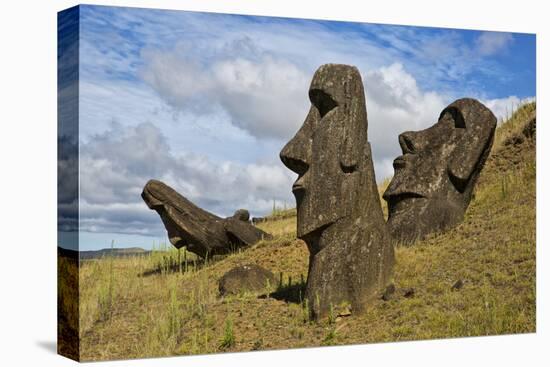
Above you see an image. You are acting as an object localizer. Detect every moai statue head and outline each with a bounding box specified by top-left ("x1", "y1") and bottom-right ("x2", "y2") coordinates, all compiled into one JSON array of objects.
[
  {"x1": 280, "y1": 64, "x2": 393, "y2": 319},
  {"x1": 383, "y1": 98, "x2": 497, "y2": 244},
  {"x1": 280, "y1": 64, "x2": 372, "y2": 242}
]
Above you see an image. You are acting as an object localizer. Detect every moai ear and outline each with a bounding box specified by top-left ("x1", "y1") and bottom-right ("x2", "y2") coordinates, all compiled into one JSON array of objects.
[
  {"x1": 340, "y1": 134, "x2": 358, "y2": 173},
  {"x1": 339, "y1": 73, "x2": 368, "y2": 173},
  {"x1": 447, "y1": 101, "x2": 497, "y2": 191}
]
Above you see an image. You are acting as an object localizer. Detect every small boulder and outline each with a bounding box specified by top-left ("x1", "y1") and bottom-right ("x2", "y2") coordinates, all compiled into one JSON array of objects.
[{"x1": 219, "y1": 264, "x2": 276, "y2": 296}]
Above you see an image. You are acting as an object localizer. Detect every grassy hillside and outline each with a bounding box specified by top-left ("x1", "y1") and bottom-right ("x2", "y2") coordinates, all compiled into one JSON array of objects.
[{"x1": 78, "y1": 103, "x2": 536, "y2": 361}]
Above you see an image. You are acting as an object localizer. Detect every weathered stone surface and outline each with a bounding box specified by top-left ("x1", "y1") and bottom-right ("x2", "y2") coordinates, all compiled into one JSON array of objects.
[
  {"x1": 280, "y1": 64, "x2": 394, "y2": 319},
  {"x1": 218, "y1": 264, "x2": 276, "y2": 296},
  {"x1": 232, "y1": 209, "x2": 250, "y2": 222},
  {"x1": 141, "y1": 179, "x2": 271, "y2": 258},
  {"x1": 383, "y1": 98, "x2": 497, "y2": 245}
]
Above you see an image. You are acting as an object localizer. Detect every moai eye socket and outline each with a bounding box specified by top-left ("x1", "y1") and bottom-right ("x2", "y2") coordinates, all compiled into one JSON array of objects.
[
  {"x1": 399, "y1": 133, "x2": 417, "y2": 154},
  {"x1": 440, "y1": 107, "x2": 466, "y2": 129},
  {"x1": 309, "y1": 89, "x2": 338, "y2": 118}
]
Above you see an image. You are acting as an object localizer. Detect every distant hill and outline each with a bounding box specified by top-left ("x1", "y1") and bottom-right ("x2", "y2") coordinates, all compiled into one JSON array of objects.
[
  {"x1": 58, "y1": 246, "x2": 152, "y2": 260},
  {"x1": 80, "y1": 247, "x2": 152, "y2": 260}
]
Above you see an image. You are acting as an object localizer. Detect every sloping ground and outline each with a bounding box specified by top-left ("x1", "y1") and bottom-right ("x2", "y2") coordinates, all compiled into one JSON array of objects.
[{"x1": 78, "y1": 104, "x2": 535, "y2": 361}]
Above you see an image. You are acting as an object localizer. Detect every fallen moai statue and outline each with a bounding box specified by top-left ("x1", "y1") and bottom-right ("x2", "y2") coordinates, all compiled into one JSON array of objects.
[
  {"x1": 280, "y1": 64, "x2": 394, "y2": 319},
  {"x1": 383, "y1": 98, "x2": 497, "y2": 245},
  {"x1": 141, "y1": 179, "x2": 271, "y2": 258}
]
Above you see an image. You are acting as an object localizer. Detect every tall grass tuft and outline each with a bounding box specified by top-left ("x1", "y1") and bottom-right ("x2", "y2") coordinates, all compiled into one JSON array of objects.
[
  {"x1": 500, "y1": 176, "x2": 509, "y2": 199},
  {"x1": 97, "y1": 240, "x2": 115, "y2": 322},
  {"x1": 167, "y1": 284, "x2": 183, "y2": 340},
  {"x1": 219, "y1": 318, "x2": 235, "y2": 350}
]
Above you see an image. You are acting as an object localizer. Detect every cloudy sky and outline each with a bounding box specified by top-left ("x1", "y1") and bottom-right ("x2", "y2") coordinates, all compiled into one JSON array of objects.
[{"x1": 59, "y1": 5, "x2": 535, "y2": 251}]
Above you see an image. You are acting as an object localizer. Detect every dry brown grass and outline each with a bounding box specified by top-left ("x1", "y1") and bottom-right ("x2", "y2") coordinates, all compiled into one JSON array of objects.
[
  {"x1": 77, "y1": 104, "x2": 535, "y2": 361},
  {"x1": 493, "y1": 101, "x2": 536, "y2": 149}
]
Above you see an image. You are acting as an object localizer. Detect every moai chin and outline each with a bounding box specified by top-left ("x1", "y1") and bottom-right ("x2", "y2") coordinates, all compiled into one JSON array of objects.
[
  {"x1": 383, "y1": 98, "x2": 497, "y2": 245},
  {"x1": 280, "y1": 64, "x2": 394, "y2": 319}
]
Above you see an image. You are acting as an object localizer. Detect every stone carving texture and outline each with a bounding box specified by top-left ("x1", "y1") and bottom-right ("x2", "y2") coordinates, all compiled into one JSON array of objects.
[
  {"x1": 231, "y1": 209, "x2": 250, "y2": 222},
  {"x1": 141, "y1": 179, "x2": 271, "y2": 258},
  {"x1": 383, "y1": 98, "x2": 497, "y2": 244},
  {"x1": 280, "y1": 64, "x2": 394, "y2": 319}
]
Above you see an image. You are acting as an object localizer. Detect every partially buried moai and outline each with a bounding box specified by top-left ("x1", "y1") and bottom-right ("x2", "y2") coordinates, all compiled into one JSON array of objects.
[
  {"x1": 280, "y1": 64, "x2": 394, "y2": 319},
  {"x1": 383, "y1": 98, "x2": 497, "y2": 245}
]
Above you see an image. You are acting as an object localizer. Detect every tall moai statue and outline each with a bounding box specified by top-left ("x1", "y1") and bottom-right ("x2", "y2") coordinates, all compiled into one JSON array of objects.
[
  {"x1": 280, "y1": 64, "x2": 394, "y2": 319},
  {"x1": 383, "y1": 98, "x2": 497, "y2": 245}
]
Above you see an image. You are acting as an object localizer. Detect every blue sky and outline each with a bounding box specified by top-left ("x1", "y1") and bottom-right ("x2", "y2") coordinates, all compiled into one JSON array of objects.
[{"x1": 58, "y1": 5, "x2": 535, "y2": 251}]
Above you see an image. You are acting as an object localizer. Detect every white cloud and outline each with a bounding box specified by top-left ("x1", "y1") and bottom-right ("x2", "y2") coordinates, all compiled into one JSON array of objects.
[
  {"x1": 140, "y1": 49, "x2": 452, "y2": 181},
  {"x1": 475, "y1": 32, "x2": 514, "y2": 56},
  {"x1": 141, "y1": 46, "x2": 311, "y2": 139},
  {"x1": 78, "y1": 78, "x2": 279, "y2": 166}
]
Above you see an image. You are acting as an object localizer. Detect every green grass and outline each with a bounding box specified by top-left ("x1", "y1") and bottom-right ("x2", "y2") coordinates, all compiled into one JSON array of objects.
[
  {"x1": 219, "y1": 319, "x2": 235, "y2": 350},
  {"x1": 77, "y1": 103, "x2": 535, "y2": 361}
]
